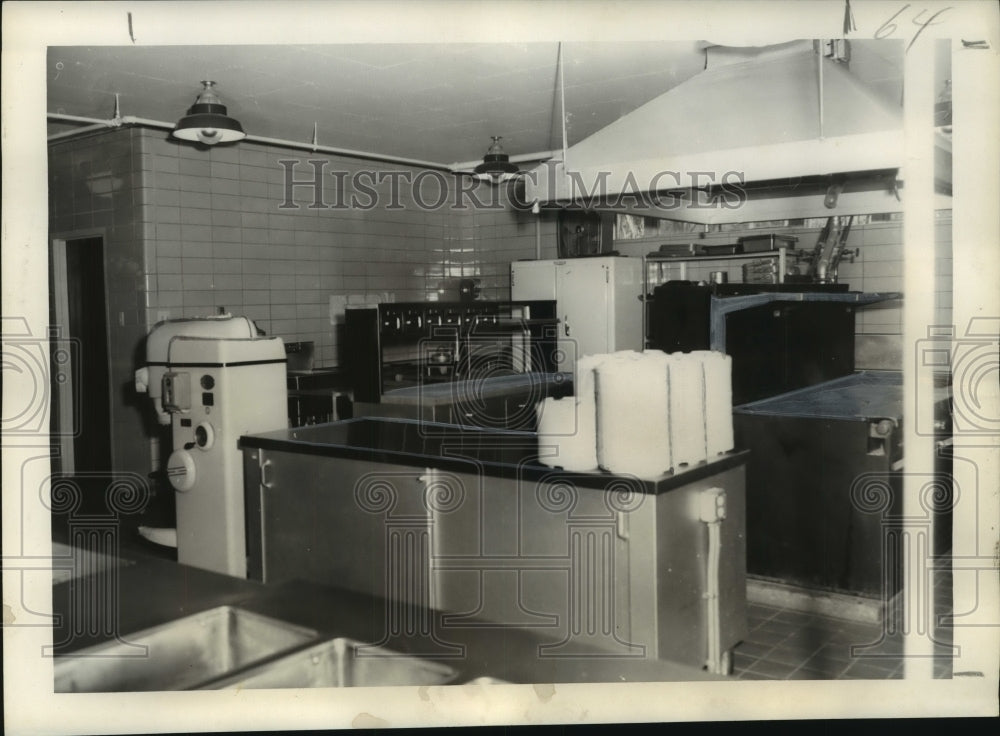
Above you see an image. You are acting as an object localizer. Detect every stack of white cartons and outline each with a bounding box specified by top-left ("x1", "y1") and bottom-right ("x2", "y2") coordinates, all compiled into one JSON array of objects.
[
  {"x1": 536, "y1": 349, "x2": 734, "y2": 479},
  {"x1": 594, "y1": 350, "x2": 672, "y2": 478},
  {"x1": 666, "y1": 351, "x2": 707, "y2": 468},
  {"x1": 692, "y1": 350, "x2": 735, "y2": 457},
  {"x1": 534, "y1": 353, "x2": 602, "y2": 472}
]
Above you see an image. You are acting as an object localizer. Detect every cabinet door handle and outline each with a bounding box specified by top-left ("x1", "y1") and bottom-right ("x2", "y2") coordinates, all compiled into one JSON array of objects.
[
  {"x1": 564, "y1": 316, "x2": 570, "y2": 337},
  {"x1": 260, "y1": 459, "x2": 274, "y2": 489}
]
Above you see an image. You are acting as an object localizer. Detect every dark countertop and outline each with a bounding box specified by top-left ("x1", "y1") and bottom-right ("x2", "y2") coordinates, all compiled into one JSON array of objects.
[
  {"x1": 734, "y1": 370, "x2": 905, "y2": 421},
  {"x1": 382, "y1": 371, "x2": 570, "y2": 405},
  {"x1": 711, "y1": 290, "x2": 902, "y2": 307},
  {"x1": 733, "y1": 370, "x2": 952, "y2": 423},
  {"x1": 51, "y1": 550, "x2": 725, "y2": 686},
  {"x1": 239, "y1": 416, "x2": 749, "y2": 494}
]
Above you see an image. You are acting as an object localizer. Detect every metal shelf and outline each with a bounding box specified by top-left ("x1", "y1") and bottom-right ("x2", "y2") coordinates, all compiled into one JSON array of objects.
[
  {"x1": 642, "y1": 248, "x2": 788, "y2": 343},
  {"x1": 645, "y1": 250, "x2": 789, "y2": 263},
  {"x1": 643, "y1": 247, "x2": 788, "y2": 287}
]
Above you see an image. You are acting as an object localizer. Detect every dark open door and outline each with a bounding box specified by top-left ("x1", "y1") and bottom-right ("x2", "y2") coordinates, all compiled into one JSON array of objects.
[{"x1": 52, "y1": 236, "x2": 113, "y2": 488}]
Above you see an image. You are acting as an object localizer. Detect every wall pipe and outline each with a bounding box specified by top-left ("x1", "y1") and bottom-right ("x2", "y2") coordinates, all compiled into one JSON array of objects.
[
  {"x1": 244, "y1": 131, "x2": 452, "y2": 171},
  {"x1": 47, "y1": 123, "x2": 115, "y2": 142},
  {"x1": 48, "y1": 112, "x2": 557, "y2": 180},
  {"x1": 48, "y1": 112, "x2": 466, "y2": 173},
  {"x1": 48, "y1": 112, "x2": 117, "y2": 127}
]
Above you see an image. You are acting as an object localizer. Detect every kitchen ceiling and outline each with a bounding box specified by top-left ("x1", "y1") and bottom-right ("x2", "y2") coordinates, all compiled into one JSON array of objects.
[
  {"x1": 46, "y1": 42, "x2": 712, "y2": 167},
  {"x1": 47, "y1": 41, "x2": 911, "y2": 174}
]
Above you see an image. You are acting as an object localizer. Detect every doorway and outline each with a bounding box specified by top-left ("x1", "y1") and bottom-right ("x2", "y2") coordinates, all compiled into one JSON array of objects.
[{"x1": 50, "y1": 235, "x2": 113, "y2": 486}]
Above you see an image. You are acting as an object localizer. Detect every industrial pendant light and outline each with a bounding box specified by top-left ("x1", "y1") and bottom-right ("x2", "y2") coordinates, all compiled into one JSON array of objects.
[
  {"x1": 172, "y1": 81, "x2": 245, "y2": 146},
  {"x1": 473, "y1": 136, "x2": 520, "y2": 178}
]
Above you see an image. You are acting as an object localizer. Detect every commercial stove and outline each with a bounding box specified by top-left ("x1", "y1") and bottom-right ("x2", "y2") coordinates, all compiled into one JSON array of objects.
[{"x1": 733, "y1": 370, "x2": 951, "y2": 599}]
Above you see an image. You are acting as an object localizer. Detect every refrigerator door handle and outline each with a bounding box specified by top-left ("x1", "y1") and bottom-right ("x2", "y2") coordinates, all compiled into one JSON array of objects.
[{"x1": 564, "y1": 316, "x2": 570, "y2": 336}]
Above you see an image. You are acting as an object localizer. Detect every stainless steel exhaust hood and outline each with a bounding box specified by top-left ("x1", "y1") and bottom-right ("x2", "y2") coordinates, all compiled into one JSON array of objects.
[{"x1": 525, "y1": 40, "x2": 951, "y2": 223}]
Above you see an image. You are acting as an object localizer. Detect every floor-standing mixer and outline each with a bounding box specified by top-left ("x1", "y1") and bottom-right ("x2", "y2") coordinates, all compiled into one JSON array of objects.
[{"x1": 135, "y1": 315, "x2": 287, "y2": 577}]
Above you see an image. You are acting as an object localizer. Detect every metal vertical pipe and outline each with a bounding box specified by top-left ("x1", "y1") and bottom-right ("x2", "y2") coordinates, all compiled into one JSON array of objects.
[
  {"x1": 535, "y1": 215, "x2": 542, "y2": 259},
  {"x1": 901, "y1": 36, "x2": 937, "y2": 680},
  {"x1": 559, "y1": 42, "x2": 569, "y2": 171},
  {"x1": 950, "y1": 35, "x2": 1000, "y2": 684},
  {"x1": 817, "y1": 46, "x2": 825, "y2": 139}
]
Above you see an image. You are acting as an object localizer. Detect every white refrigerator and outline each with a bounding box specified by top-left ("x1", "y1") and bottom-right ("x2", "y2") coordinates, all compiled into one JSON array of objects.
[{"x1": 511, "y1": 256, "x2": 643, "y2": 375}]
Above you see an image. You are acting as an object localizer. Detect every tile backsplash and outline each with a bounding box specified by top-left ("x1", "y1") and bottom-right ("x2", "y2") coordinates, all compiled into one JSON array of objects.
[
  {"x1": 48, "y1": 127, "x2": 556, "y2": 474},
  {"x1": 131, "y1": 129, "x2": 556, "y2": 366},
  {"x1": 49, "y1": 126, "x2": 951, "y2": 477}
]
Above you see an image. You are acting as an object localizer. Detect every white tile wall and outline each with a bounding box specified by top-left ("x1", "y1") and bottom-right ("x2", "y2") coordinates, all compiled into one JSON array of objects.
[
  {"x1": 135, "y1": 130, "x2": 558, "y2": 366},
  {"x1": 616, "y1": 213, "x2": 953, "y2": 340}
]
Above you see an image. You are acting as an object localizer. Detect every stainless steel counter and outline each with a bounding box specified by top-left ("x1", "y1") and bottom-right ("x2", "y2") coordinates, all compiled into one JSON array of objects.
[
  {"x1": 51, "y1": 552, "x2": 725, "y2": 686},
  {"x1": 240, "y1": 417, "x2": 749, "y2": 674}
]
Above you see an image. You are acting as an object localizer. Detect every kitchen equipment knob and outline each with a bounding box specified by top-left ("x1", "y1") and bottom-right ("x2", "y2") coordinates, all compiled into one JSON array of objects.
[{"x1": 166, "y1": 449, "x2": 196, "y2": 492}]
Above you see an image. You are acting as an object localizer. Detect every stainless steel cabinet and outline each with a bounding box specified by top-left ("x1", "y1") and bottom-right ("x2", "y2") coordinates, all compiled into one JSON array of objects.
[
  {"x1": 244, "y1": 451, "x2": 431, "y2": 609},
  {"x1": 243, "y1": 431, "x2": 747, "y2": 673},
  {"x1": 431, "y1": 463, "x2": 746, "y2": 670}
]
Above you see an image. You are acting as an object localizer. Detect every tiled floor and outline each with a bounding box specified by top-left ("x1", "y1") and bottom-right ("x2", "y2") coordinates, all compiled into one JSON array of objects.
[{"x1": 733, "y1": 567, "x2": 953, "y2": 680}]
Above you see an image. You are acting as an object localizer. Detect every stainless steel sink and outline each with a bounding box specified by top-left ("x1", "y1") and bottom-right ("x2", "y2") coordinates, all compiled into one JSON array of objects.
[
  {"x1": 54, "y1": 606, "x2": 317, "y2": 692},
  {"x1": 210, "y1": 637, "x2": 458, "y2": 688}
]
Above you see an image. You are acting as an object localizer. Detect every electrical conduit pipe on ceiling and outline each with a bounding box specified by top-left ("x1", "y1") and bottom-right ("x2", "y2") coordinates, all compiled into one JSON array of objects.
[{"x1": 48, "y1": 112, "x2": 556, "y2": 175}]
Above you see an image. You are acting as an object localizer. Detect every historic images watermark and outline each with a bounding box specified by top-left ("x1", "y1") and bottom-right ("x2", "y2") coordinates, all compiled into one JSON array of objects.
[
  {"x1": 915, "y1": 318, "x2": 1000, "y2": 436},
  {"x1": 1, "y1": 317, "x2": 79, "y2": 441},
  {"x1": 276, "y1": 159, "x2": 749, "y2": 213},
  {"x1": 844, "y1": 315, "x2": 999, "y2": 663},
  {"x1": 2, "y1": 317, "x2": 150, "y2": 670},
  {"x1": 848, "y1": 469, "x2": 957, "y2": 660}
]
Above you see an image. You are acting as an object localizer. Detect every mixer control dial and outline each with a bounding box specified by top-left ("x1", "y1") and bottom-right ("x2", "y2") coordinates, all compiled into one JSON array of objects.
[{"x1": 166, "y1": 449, "x2": 196, "y2": 492}]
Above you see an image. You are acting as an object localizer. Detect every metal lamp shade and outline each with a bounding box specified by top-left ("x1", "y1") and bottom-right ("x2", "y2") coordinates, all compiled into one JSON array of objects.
[
  {"x1": 473, "y1": 135, "x2": 520, "y2": 178},
  {"x1": 172, "y1": 82, "x2": 246, "y2": 145},
  {"x1": 173, "y1": 111, "x2": 245, "y2": 145},
  {"x1": 473, "y1": 155, "x2": 519, "y2": 177}
]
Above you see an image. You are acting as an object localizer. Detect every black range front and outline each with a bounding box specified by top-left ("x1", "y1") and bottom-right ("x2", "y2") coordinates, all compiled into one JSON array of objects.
[{"x1": 733, "y1": 371, "x2": 950, "y2": 599}]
